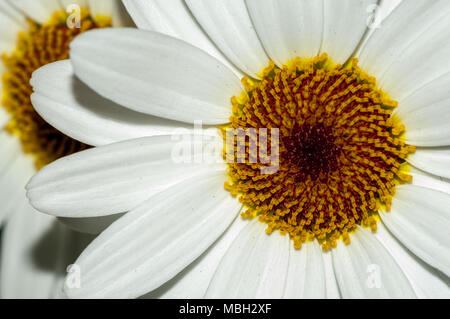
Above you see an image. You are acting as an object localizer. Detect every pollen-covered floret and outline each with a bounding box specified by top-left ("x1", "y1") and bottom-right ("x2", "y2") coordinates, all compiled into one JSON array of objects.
[
  {"x1": 1, "y1": 10, "x2": 111, "y2": 168},
  {"x1": 223, "y1": 54, "x2": 415, "y2": 250}
]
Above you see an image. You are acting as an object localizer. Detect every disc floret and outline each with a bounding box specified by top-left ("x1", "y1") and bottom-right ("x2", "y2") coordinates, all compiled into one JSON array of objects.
[{"x1": 224, "y1": 54, "x2": 415, "y2": 250}]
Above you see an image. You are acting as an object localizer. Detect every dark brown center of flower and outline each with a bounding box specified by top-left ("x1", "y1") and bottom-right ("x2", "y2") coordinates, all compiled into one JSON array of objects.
[{"x1": 282, "y1": 123, "x2": 341, "y2": 182}]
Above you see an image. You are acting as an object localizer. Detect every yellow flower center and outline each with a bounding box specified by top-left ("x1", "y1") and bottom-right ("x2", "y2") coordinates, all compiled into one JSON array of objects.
[
  {"x1": 223, "y1": 54, "x2": 415, "y2": 250},
  {"x1": 1, "y1": 9, "x2": 111, "y2": 169}
]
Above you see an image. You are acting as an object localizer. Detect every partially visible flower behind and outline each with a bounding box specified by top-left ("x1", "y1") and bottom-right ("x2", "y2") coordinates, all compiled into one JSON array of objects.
[
  {"x1": 28, "y1": 0, "x2": 450, "y2": 299},
  {"x1": 0, "y1": 0, "x2": 132, "y2": 298}
]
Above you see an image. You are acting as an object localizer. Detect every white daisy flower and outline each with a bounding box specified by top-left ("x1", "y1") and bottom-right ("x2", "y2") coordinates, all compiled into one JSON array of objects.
[
  {"x1": 0, "y1": 0, "x2": 131, "y2": 298},
  {"x1": 28, "y1": 0, "x2": 450, "y2": 299}
]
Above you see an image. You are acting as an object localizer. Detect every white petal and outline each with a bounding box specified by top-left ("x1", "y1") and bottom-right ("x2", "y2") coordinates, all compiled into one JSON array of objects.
[
  {"x1": 408, "y1": 147, "x2": 450, "y2": 179},
  {"x1": 359, "y1": 0, "x2": 403, "y2": 48},
  {"x1": 321, "y1": 0, "x2": 377, "y2": 64},
  {"x1": 381, "y1": 185, "x2": 450, "y2": 277},
  {"x1": 58, "y1": 214, "x2": 123, "y2": 235},
  {"x1": 0, "y1": 134, "x2": 30, "y2": 223},
  {"x1": 0, "y1": 107, "x2": 7, "y2": 129},
  {"x1": 31, "y1": 60, "x2": 192, "y2": 146},
  {"x1": 0, "y1": 0, "x2": 26, "y2": 25},
  {"x1": 1, "y1": 185, "x2": 24, "y2": 226},
  {"x1": 332, "y1": 227, "x2": 416, "y2": 298},
  {"x1": 143, "y1": 213, "x2": 246, "y2": 299},
  {"x1": 0, "y1": 105, "x2": 8, "y2": 129},
  {"x1": 1, "y1": 202, "x2": 62, "y2": 298},
  {"x1": 358, "y1": 1, "x2": 450, "y2": 101},
  {"x1": 60, "y1": 0, "x2": 87, "y2": 9},
  {"x1": 375, "y1": 222, "x2": 450, "y2": 299},
  {"x1": 8, "y1": 0, "x2": 62, "y2": 24},
  {"x1": 373, "y1": 0, "x2": 402, "y2": 25},
  {"x1": 121, "y1": 0, "x2": 242, "y2": 77},
  {"x1": 408, "y1": 165, "x2": 450, "y2": 195},
  {"x1": 322, "y1": 252, "x2": 341, "y2": 298},
  {"x1": 1, "y1": 197, "x2": 94, "y2": 299},
  {"x1": 397, "y1": 94, "x2": 450, "y2": 147},
  {"x1": 0, "y1": 2, "x2": 25, "y2": 54},
  {"x1": 65, "y1": 171, "x2": 241, "y2": 298},
  {"x1": 206, "y1": 220, "x2": 290, "y2": 298},
  {"x1": 70, "y1": 28, "x2": 241, "y2": 125},
  {"x1": 380, "y1": 3, "x2": 450, "y2": 147},
  {"x1": 186, "y1": 0, "x2": 269, "y2": 78},
  {"x1": 87, "y1": 0, "x2": 133, "y2": 27},
  {"x1": 283, "y1": 240, "x2": 326, "y2": 298},
  {"x1": 396, "y1": 71, "x2": 450, "y2": 118},
  {"x1": 245, "y1": 0, "x2": 323, "y2": 67},
  {"x1": 27, "y1": 134, "x2": 225, "y2": 218},
  {"x1": 381, "y1": 9, "x2": 450, "y2": 101},
  {"x1": 87, "y1": 0, "x2": 111, "y2": 16},
  {"x1": 0, "y1": 153, "x2": 35, "y2": 224},
  {"x1": 0, "y1": 132, "x2": 21, "y2": 175},
  {"x1": 49, "y1": 229, "x2": 96, "y2": 299}
]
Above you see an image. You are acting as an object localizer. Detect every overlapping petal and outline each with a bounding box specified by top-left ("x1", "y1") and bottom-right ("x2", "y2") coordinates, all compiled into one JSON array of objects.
[
  {"x1": 375, "y1": 222, "x2": 450, "y2": 299},
  {"x1": 144, "y1": 214, "x2": 247, "y2": 299},
  {"x1": 27, "y1": 135, "x2": 224, "y2": 218},
  {"x1": 7, "y1": 0, "x2": 61, "y2": 24},
  {"x1": 86, "y1": 0, "x2": 133, "y2": 27},
  {"x1": 321, "y1": 0, "x2": 377, "y2": 64},
  {"x1": 381, "y1": 185, "x2": 450, "y2": 277},
  {"x1": 283, "y1": 240, "x2": 326, "y2": 298},
  {"x1": 121, "y1": 0, "x2": 241, "y2": 77},
  {"x1": 65, "y1": 172, "x2": 241, "y2": 298},
  {"x1": 408, "y1": 166, "x2": 450, "y2": 195},
  {"x1": 186, "y1": 0, "x2": 269, "y2": 78},
  {"x1": 1, "y1": 198, "x2": 95, "y2": 298},
  {"x1": 245, "y1": 0, "x2": 323, "y2": 66},
  {"x1": 0, "y1": 1, "x2": 25, "y2": 54},
  {"x1": 332, "y1": 227, "x2": 416, "y2": 298},
  {"x1": 206, "y1": 220, "x2": 290, "y2": 298},
  {"x1": 246, "y1": 0, "x2": 375, "y2": 66},
  {"x1": 408, "y1": 147, "x2": 450, "y2": 180},
  {"x1": 358, "y1": 0, "x2": 450, "y2": 150},
  {"x1": 70, "y1": 28, "x2": 242, "y2": 125},
  {"x1": 31, "y1": 60, "x2": 191, "y2": 146}
]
